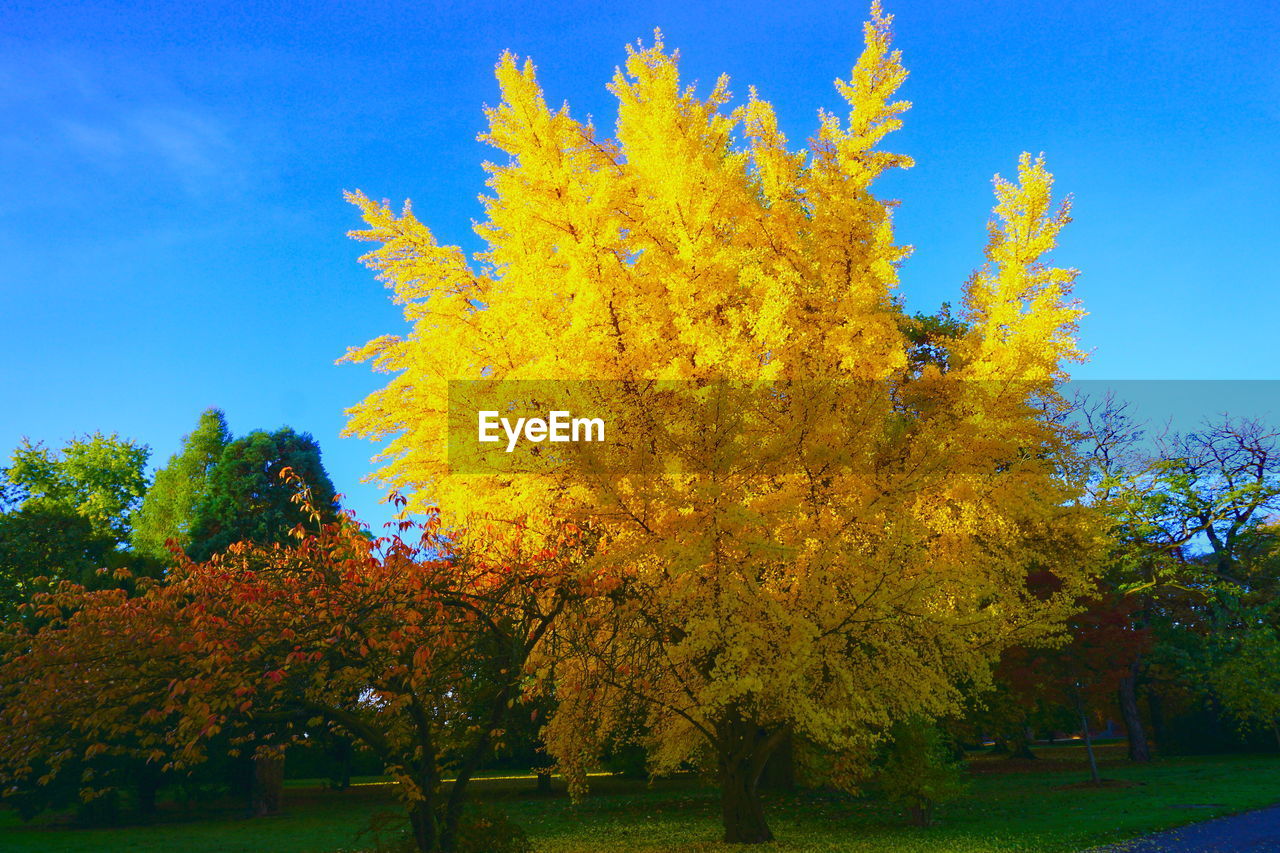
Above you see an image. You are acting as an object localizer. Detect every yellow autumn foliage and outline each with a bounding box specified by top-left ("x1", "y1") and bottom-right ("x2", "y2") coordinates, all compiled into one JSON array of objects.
[{"x1": 342, "y1": 3, "x2": 1100, "y2": 836}]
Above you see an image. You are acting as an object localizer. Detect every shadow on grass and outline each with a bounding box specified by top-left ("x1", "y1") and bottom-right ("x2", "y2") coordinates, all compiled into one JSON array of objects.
[{"x1": 1, "y1": 751, "x2": 1278, "y2": 853}]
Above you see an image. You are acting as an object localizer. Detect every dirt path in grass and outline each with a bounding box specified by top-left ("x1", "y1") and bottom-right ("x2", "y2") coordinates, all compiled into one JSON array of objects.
[{"x1": 1092, "y1": 803, "x2": 1280, "y2": 851}]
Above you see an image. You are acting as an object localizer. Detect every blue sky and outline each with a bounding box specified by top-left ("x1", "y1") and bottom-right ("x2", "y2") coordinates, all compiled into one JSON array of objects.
[{"x1": 1, "y1": 0, "x2": 1277, "y2": 528}]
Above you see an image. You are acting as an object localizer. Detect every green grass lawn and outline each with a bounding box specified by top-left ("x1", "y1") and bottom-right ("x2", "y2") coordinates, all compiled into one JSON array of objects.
[{"x1": 3, "y1": 746, "x2": 1279, "y2": 852}]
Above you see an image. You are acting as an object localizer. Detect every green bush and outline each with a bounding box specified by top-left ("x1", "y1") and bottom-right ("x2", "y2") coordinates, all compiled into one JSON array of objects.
[{"x1": 875, "y1": 716, "x2": 968, "y2": 826}]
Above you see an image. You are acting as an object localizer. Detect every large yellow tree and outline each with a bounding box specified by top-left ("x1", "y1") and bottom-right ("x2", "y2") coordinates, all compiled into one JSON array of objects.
[{"x1": 344, "y1": 4, "x2": 1099, "y2": 843}]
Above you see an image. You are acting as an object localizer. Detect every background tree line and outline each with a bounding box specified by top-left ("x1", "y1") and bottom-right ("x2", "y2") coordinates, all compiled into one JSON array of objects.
[
  {"x1": 7, "y1": 400, "x2": 1278, "y2": 851},
  {"x1": 0, "y1": 409, "x2": 341, "y2": 823}
]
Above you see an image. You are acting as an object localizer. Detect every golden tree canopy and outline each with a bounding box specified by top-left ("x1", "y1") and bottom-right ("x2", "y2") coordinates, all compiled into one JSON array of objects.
[{"x1": 342, "y1": 4, "x2": 1099, "y2": 841}]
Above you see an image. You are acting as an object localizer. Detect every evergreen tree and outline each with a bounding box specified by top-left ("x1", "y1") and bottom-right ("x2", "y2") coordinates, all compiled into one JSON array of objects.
[
  {"x1": 187, "y1": 428, "x2": 338, "y2": 561},
  {"x1": 131, "y1": 408, "x2": 231, "y2": 562}
]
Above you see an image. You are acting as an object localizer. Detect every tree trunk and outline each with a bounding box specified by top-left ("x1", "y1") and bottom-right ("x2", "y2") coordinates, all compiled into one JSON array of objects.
[
  {"x1": 758, "y1": 731, "x2": 795, "y2": 791},
  {"x1": 251, "y1": 751, "x2": 285, "y2": 817},
  {"x1": 1005, "y1": 723, "x2": 1036, "y2": 760},
  {"x1": 1147, "y1": 690, "x2": 1167, "y2": 749},
  {"x1": 1076, "y1": 690, "x2": 1101, "y2": 785},
  {"x1": 329, "y1": 736, "x2": 353, "y2": 790},
  {"x1": 335, "y1": 758, "x2": 351, "y2": 791},
  {"x1": 441, "y1": 735, "x2": 491, "y2": 852},
  {"x1": 1118, "y1": 659, "x2": 1151, "y2": 762},
  {"x1": 76, "y1": 788, "x2": 120, "y2": 826},
  {"x1": 909, "y1": 798, "x2": 933, "y2": 827},
  {"x1": 720, "y1": 755, "x2": 773, "y2": 844},
  {"x1": 408, "y1": 798, "x2": 440, "y2": 853},
  {"x1": 135, "y1": 765, "x2": 160, "y2": 818},
  {"x1": 715, "y1": 711, "x2": 787, "y2": 844}
]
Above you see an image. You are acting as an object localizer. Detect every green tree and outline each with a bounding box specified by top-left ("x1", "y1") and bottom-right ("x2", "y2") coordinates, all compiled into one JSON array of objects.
[
  {"x1": 875, "y1": 716, "x2": 968, "y2": 827},
  {"x1": 1, "y1": 434, "x2": 150, "y2": 623},
  {"x1": 1076, "y1": 403, "x2": 1280, "y2": 760},
  {"x1": 0, "y1": 469, "x2": 24, "y2": 513},
  {"x1": 131, "y1": 409, "x2": 231, "y2": 562},
  {"x1": 0, "y1": 506, "x2": 112, "y2": 622},
  {"x1": 6, "y1": 433, "x2": 149, "y2": 548},
  {"x1": 1210, "y1": 600, "x2": 1280, "y2": 749},
  {"x1": 187, "y1": 428, "x2": 338, "y2": 561}
]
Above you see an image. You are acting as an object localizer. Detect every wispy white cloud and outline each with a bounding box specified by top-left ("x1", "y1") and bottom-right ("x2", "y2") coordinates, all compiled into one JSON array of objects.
[
  {"x1": 0, "y1": 50, "x2": 260, "y2": 202},
  {"x1": 58, "y1": 106, "x2": 240, "y2": 191}
]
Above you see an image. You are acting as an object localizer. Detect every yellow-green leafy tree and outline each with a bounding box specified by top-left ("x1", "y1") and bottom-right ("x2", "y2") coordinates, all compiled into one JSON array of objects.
[{"x1": 343, "y1": 4, "x2": 1100, "y2": 842}]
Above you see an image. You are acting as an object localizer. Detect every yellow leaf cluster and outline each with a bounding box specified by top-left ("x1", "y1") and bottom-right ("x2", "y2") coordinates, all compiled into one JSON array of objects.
[{"x1": 342, "y1": 2, "x2": 1100, "y2": 789}]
